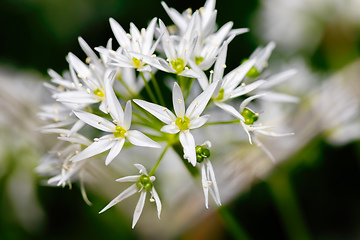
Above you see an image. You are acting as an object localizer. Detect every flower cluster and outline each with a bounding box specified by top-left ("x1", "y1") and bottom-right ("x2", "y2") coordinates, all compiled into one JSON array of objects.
[{"x1": 37, "y1": 0, "x2": 296, "y2": 228}]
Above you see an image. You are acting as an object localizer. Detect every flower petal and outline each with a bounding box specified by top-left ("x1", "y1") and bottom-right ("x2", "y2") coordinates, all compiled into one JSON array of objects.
[
  {"x1": 132, "y1": 191, "x2": 147, "y2": 229},
  {"x1": 127, "y1": 130, "x2": 161, "y2": 148},
  {"x1": 239, "y1": 93, "x2": 267, "y2": 112},
  {"x1": 172, "y1": 82, "x2": 185, "y2": 117},
  {"x1": 105, "y1": 138, "x2": 125, "y2": 165},
  {"x1": 189, "y1": 115, "x2": 210, "y2": 129},
  {"x1": 151, "y1": 186, "x2": 162, "y2": 219},
  {"x1": 70, "y1": 138, "x2": 116, "y2": 162},
  {"x1": 99, "y1": 184, "x2": 138, "y2": 214},
  {"x1": 105, "y1": 72, "x2": 125, "y2": 124},
  {"x1": 123, "y1": 100, "x2": 132, "y2": 130},
  {"x1": 201, "y1": 164, "x2": 209, "y2": 209},
  {"x1": 179, "y1": 131, "x2": 196, "y2": 166},
  {"x1": 134, "y1": 164, "x2": 148, "y2": 175},
  {"x1": 161, "y1": 124, "x2": 180, "y2": 134},
  {"x1": 116, "y1": 175, "x2": 140, "y2": 182},
  {"x1": 133, "y1": 99, "x2": 175, "y2": 124},
  {"x1": 214, "y1": 102, "x2": 244, "y2": 120},
  {"x1": 73, "y1": 110, "x2": 115, "y2": 132}
]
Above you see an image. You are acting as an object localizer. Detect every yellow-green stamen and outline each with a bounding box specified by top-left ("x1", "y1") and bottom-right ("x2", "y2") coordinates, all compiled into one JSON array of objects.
[
  {"x1": 175, "y1": 116, "x2": 190, "y2": 131},
  {"x1": 215, "y1": 88, "x2": 225, "y2": 101},
  {"x1": 171, "y1": 58, "x2": 185, "y2": 74},
  {"x1": 113, "y1": 125, "x2": 127, "y2": 138},
  {"x1": 195, "y1": 56, "x2": 204, "y2": 65},
  {"x1": 133, "y1": 57, "x2": 141, "y2": 68},
  {"x1": 93, "y1": 88, "x2": 105, "y2": 98},
  {"x1": 241, "y1": 107, "x2": 259, "y2": 125},
  {"x1": 241, "y1": 58, "x2": 260, "y2": 78}
]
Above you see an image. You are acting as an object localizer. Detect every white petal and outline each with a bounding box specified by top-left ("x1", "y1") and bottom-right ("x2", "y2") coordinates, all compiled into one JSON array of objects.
[
  {"x1": 259, "y1": 69, "x2": 298, "y2": 89},
  {"x1": 161, "y1": 2, "x2": 187, "y2": 32},
  {"x1": 105, "y1": 138, "x2": 125, "y2": 165},
  {"x1": 261, "y1": 92, "x2": 300, "y2": 103},
  {"x1": 132, "y1": 191, "x2": 147, "y2": 229},
  {"x1": 151, "y1": 186, "x2": 162, "y2": 219},
  {"x1": 187, "y1": 60, "x2": 209, "y2": 90},
  {"x1": 230, "y1": 80, "x2": 266, "y2": 98},
  {"x1": 73, "y1": 110, "x2": 115, "y2": 132},
  {"x1": 105, "y1": 73, "x2": 125, "y2": 124},
  {"x1": 206, "y1": 159, "x2": 221, "y2": 206},
  {"x1": 134, "y1": 164, "x2": 148, "y2": 175},
  {"x1": 99, "y1": 184, "x2": 138, "y2": 214},
  {"x1": 116, "y1": 175, "x2": 140, "y2": 182},
  {"x1": 201, "y1": 164, "x2": 209, "y2": 209},
  {"x1": 161, "y1": 124, "x2": 180, "y2": 134},
  {"x1": 133, "y1": 99, "x2": 175, "y2": 124},
  {"x1": 127, "y1": 130, "x2": 161, "y2": 148},
  {"x1": 172, "y1": 82, "x2": 185, "y2": 117},
  {"x1": 214, "y1": 102, "x2": 244, "y2": 120},
  {"x1": 179, "y1": 131, "x2": 196, "y2": 166},
  {"x1": 68, "y1": 120, "x2": 86, "y2": 136},
  {"x1": 123, "y1": 100, "x2": 132, "y2": 130},
  {"x1": 109, "y1": 18, "x2": 131, "y2": 49},
  {"x1": 213, "y1": 42, "x2": 228, "y2": 82},
  {"x1": 70, "y1": 138, "x2": 115, "y2": 162},
  {"x1": 78, "y1": 37, "x2": 103, "y2": 71},
  {"x1": 189, "y1": 115, "x2": 210, "y2": 129},
  {"x1": 240, "y1": 121, "x2": 252, "y2": 144},
  {"x1": 239, "y1": 93, "x2": 267, "y2": 112},
  {"x1": 186, "y1": 81, "x2": 218, "y2": 119},
  {"x1": 255, "y1": 130, "x2": 294, "y2": 137},
  {"x1": 252, "y1": 136, "x2": 275, "y2": 162},
  {"x1": 223, "y1": 59, "x2": 256, "y2": 92}
]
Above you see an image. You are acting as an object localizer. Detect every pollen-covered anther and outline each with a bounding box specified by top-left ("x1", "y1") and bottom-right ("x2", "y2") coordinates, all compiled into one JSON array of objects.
[
  {"x1": 259, "y1": 123, "x2": 263, "y2": 126},
  {"x1": 171, "y1": 122, "x2": 175, "y2": 125},
  {"x1": 241, "y1": 83, "x2": 246, "y2": 86},
  {"x1": 59, "y1": 133, "x2": 66, "y2": 137},
  {"x1": 109, "y1": 50, "x2": 116, "y2": 55},
  {"x1": 136, "y1": 207, "x2": 141, "y2": 212},
  {"x1": 195, "y1": 115, "x2": 199, "y2": 119},
  {"x1": 163, "y1": 108, "x2": 167, "y2": 111},
  {"x1": 70, "y1": 82, "x2": 75, "y2": 88},
  {"x1": 185, "y1": 129, "x2": 189, "y2": 133},
  {"x1": 126, "y1": 33, "x2": 132, "y2": 39},
  {"x1": 222, "y1": 63, "x2": 227, "y2": 68},
  {"x1": 177, "y1": 99, "x2": 183, "y2": 103},
  {"x1": 107, "y1": 108, "x2": 110, "y2": 113},
  {"x1": 255, "y1": 113, "x2": 259, "y2": 117},
  {"x1": 90, "y1": 66, "x2": 95, "y2": 71},
  {"x1": 93, "y1": 138, "x2": 100, "y2": 142},
  {"x1": 210, "y1": 70, "x2": 214, "y2": 74},
  {"x1": 151, "y1": 54, "x2": 156, "y2": 58},
  {"x1": 139, "y1": 169, "x2": 143, "y2": 174},
  {"x1": 113, "y1": 120, "x2": 118, "y2": 124},
  {"x1": 263, "y1": 62, "x2": 269, "y2": 68},
  {"x1": 58, "y1": 86, "x2": 65, "y2": 91},
  {"x1": 124, "y1": 132, "x2": 129, "y2": 137},
  {"x1": 249, "y1": 126, "x2": 254, "y2": 132},
  {"x1": 98, "y1": 121, "x2": 102, "y2": 124},
  {"x1": 57, "y1": 152, "x2": 61, "y2": 157},
  {"x1": 86, "y1": 88, "x2": 91, "y2": 94},
  {"x1": 78, "y1": 83, "x2": 83, "y2": 87},
  {"x1": 207, "y1": 181, "x2": 213, "y2": 186},
  {"x1": 150, "y1": 198, "x2": 155, "y2": 202},
  {"x1": 165, "y1": 39, "x2": 170, "y2": 43},
  {"x1": 85, "y1": 57, "x2": 91, "y2": 64},
  {"x1": 77, "y1": 74, "x2": 83, "y2": 79},
  {"x1": 185, "y1": 67, "x2": 189, "y2": 70},
  {"x1": 62, "y1": 164, "x2": 70, "y2": 170},
  {"x1": 75, "y1": 150, "x2": 80, "y2": 154}
]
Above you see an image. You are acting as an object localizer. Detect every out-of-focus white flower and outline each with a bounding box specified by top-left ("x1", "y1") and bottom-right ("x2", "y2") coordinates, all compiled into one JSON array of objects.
[
  {"x1": 134, "y1": 81, "x2": 218, "y2": 166},
  {"x1": 96, "y1": 18, "x2": 162, "y2": 72},
  {"x1": 99, "y1": 164, "x2": 161, "y2": 229},
  {"x1": 196, "y1": 141, "x2": 221, "y2": 208}
]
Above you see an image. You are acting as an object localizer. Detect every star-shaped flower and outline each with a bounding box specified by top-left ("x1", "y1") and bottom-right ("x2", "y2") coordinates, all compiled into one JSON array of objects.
[
  {"x1": 134, "y1": 81, "x2": 218, "y2": 166},
  {"x1": 70, "y1": 77, "x2": 160, "y2": 165},
  {"x1": 99, "y1": 164, "x2": 161, "y2": 229}
]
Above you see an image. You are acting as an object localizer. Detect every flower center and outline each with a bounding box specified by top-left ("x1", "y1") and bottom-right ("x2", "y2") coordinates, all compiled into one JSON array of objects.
[
  {"x1": 171, "y1": 58, "x2": 185, "y2": 74},
  {"x1": 215, "y1": 88, "x2": 225, "y2": 101},
  {"x1": 195, "y1": 56, "x2": 204, "y2": 65},
  {"x1": 196, "y1": 145, "x2": 211, "y2": 163},
  {"x1": 241, "y1": 59, "x2": 260, "y2": 78},
  {"x1": 133, "y1": 57, "x2": 141, "y2": 68},
  {"x1": 93, "y1": 88, "x2": 105, "y2": 97},
  {"x1": 136, "y1": 174, "x2": 153, "y2": 191},
  {"x1": 175, "y1": 116, "x2": 190, "y2": 130},
  {"x1": 241, "y1": 107, "x2": 259, "y2": 125},
  {"x1": 113, "y1": 125, "x2": 127, "y2": 138}
]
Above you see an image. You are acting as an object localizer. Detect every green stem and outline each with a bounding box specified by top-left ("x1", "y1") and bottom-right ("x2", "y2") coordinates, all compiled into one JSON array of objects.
[
  {"x1": 218, "y1": 206, "x2": 252, "y2": 240},
  {"x1": 140, "y1": 72, "x2": 158, "y2": 104},
  {"x1": 149, "y1": 145, "x2": 170, "y2": 176},
  {"x1": 150, "y1": 72, "x2": 165, "y2": 106},
  {"x1": 267, "y1": 171, "x2": 312, "y2": 240},
  {"x1": 132, "y1": 101, "x2": 162, "y2": 128},
  {"x1": 204, "y1": 119, "x2": 241, "y2": 126},
  {"x1": 113, "y1": 89, "x2": 128, "y2": 101},
  {"x1": 117, "y1": 76, "x2": 137, "y2": 98}
]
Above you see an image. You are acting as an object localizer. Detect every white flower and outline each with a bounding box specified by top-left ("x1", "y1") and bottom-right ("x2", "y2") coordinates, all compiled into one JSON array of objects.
[
  {"x1": 192, "y1": 41, "x2": 266, "y2": 119},
  {"x1": 134, "y1": 81, "x2": 218, "y2": 166},
  {"x1": 196, "y1": 141, "x2": 221, "y2": 208},
  {"x1": 238, "y1": 94, "x2": 294, "y2": 161},
  {"x1": 56, "y1": 38, "x2": 113, "y2": 113},
  {"x1": 96, "y1": 18, "x2": 162, "y2": 72},
  {"x1": 130, "y1": 18, "x2": 200, "y2": 78},
  {"x1": 70, "y1": 80, "x2": 160, "y2": 165},
  {"x1": 99, "y1": 164, "x2": 161, "y2": 229}
]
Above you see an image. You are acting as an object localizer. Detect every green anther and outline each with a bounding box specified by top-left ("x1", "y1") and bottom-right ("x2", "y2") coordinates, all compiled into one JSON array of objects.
[
  {"x1": 137, "y1": 174, "x2": 153, "y2": 191},
  {"x1": 133, "y1": 57, "x2": 141, "y2": 68},
  {"x1": 93, "y1": 88, "x2": 105, "y2": 97},
  {"x1": 215, "y1": 88, "x2": 225, "y2": 101},
  {"x1": 113, "y1": 125, "x2": 127, "y2": 138},
  {"x1": 241, "y1": 107, "x2": 259, "y2": 125},
  {"x1": 175, "y1": 116, "x2": 190, "y2": 130},
  {"x1": 171, "y1": 58, "x2": 185, "y2": 74},
  {"x1": 196, "y1": 145, "x2": 211, "y2": 163},
  {"x1": 195, "y1": 56, "x2": 204, "y2": 65},
  {"x1": 241, "y1": 58, "x2": 260, "y2": 78}
]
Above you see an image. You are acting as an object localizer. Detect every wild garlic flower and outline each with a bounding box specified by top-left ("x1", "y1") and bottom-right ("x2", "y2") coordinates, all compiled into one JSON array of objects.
[
  {"x1": 134, "y1": 81, "x2": 218, "y2": 166},
  {"x1": 238, "y1": 94, "x2": 294, "y2": 161},
  {"x1": 196, "y1": 141, "x2": 221, "y2": 208},
  {"x1": 56, "y1": 38, "x2": 112, "y2": 113},
  {"x1": 96, "y1": 18, "x2": 161, "y2": 72},
  {"x1": 193, "y1": 41, "x2": 266, "y2": 119},
  {"x1": 99, "y1": 164, "x2": 161, "y2": 229}
]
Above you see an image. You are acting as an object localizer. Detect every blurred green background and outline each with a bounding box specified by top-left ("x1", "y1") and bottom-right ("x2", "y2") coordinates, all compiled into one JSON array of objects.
[{"x1": 1, "y1": 0, "x2": 360, "y2": 239}]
